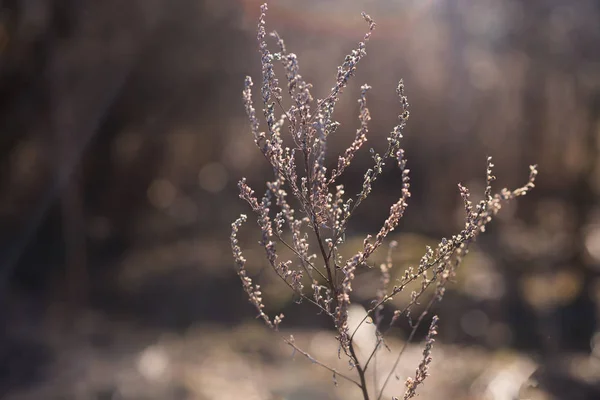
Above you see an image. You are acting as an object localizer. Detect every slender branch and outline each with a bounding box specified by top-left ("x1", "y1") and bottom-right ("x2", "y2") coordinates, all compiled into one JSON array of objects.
[
  {"x1": 376, "y1": 293, "x2": 438, "y2": 400},
  {"x1": 364, "y1": 336, "x2": 383, "y2": 372},
  {"x1": 349, "y1": 241, "x2": 461, "y2": 342},
  {"x1": 268, "y1": 263, "x2": 331, "y2": 315},
  {"x1": 300, "y1": 139, "x2": 337, "y2": 297},
  {"x1": 363, "y1": 271, "x2": 441, "y2": 373},
  {"x1": 275, "y1": 233, "x2": 329, "y2": 283},
  {"x1": 314, "y1": 224, "x2": 337, "y2": 294},
  {"x1": 348, "y1": 339, "x2": 371, "y2": 400},
  {"x1": 284, "y1": 337, "x2": 362, "y2": 388},
  {"x1": 349, "y1": 198, "x2": 490, "y2": 344},
  {"x1": 325, "y1": 137, "x2": 401, "y2": 262}
]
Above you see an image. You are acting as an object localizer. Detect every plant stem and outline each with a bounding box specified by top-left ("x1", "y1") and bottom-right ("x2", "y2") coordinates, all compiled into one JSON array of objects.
[{"x1": 349, "y1": 339, "x2": 370, "y2": 400}]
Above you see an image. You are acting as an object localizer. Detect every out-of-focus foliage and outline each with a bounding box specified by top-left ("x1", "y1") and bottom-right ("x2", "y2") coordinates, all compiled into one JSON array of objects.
[{"x1": 0, "y1": 0, "x2": 599, "y2": 398}]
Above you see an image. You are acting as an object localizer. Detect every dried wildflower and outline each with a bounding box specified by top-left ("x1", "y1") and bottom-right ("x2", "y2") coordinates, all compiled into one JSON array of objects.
[
  {"x1": 231, "y1": 4, "x2": 537, "y2": 400},
  {"x1": 403, "y1": 316, "x2": 438, "y2": 399},
  {"x1": 231, "y1": 215, "x2": 282, "y2": 330},
  {"x1": 330, "y1": 84, "x2": 372, "y2": 183}
]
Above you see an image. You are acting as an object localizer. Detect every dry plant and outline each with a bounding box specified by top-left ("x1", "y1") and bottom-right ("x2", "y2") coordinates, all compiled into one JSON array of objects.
[{"x1": 230, "y1": 4, "x2": 537, "y2": 399}]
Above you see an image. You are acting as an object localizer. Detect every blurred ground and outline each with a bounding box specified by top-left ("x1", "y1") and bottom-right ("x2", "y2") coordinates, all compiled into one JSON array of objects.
[
  {"x1": 3, "y1": 308, "x2": 600, "y2": 400},
  {"x1": 1, "y1": 0, "x2": 600, "y2": 399},
  {"x1": 0, "y1": 308, "x2": 546, "y2": 400}
]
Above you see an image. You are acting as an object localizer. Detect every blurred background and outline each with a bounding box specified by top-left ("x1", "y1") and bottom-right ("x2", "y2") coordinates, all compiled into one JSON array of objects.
[{"x1": 1, "y1": 0, "x2": 599, "y2": 399}]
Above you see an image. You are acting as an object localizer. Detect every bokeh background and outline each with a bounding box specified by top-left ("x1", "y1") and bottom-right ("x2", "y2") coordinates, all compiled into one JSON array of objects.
[{"x1": 1, "y1": 0, "x2": 599, "y2": 399}]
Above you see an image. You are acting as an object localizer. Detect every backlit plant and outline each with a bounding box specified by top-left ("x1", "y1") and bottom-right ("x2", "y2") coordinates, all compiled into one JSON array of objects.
[{"x1": 231, "y1": 4, "x2": 537, "y2": 399}]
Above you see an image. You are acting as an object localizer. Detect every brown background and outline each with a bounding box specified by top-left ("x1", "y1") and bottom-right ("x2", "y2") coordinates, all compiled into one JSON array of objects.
[{"x1": 0, "y1": 0, "x2": 599, "y2": 399}]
